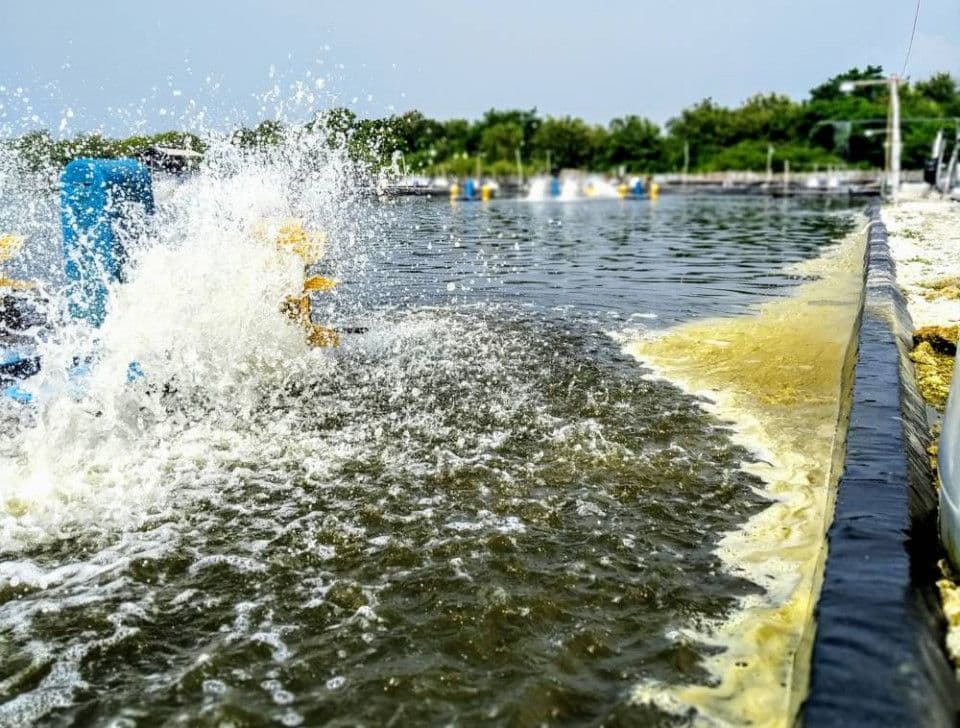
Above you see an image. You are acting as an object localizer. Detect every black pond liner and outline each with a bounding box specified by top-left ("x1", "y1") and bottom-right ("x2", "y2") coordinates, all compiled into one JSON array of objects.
[{"x1": 801, "y1": 206, "x2": 960, "y2": 725}]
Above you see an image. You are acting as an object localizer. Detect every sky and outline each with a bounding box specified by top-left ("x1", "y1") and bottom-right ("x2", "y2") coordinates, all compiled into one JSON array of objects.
[{"x1": 2, "y1": 0, "x2": 959, "y2": 136}]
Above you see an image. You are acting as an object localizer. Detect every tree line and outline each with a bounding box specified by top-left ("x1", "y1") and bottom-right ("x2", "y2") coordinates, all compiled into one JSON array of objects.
[{"x1": 8, "y1": 67, "x2": 960, "y2": 177}]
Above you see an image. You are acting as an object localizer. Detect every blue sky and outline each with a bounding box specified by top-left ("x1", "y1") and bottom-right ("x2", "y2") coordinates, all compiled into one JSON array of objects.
[{"x1": 2, "y1": 0, "x2": 958, "y2": 136}]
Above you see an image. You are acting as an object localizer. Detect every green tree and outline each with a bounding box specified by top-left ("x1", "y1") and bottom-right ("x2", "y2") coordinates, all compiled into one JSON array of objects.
[
  {"x1": 605, "y1": 115, "x2": 662, "y2": 171},
  {"x1": 306, "y1": 107, "x2": 357, "y2": 147},
  {"x1": 532, "y1": 116, "x2": 602, "y2": 171},
  {"x1": 809, "y1": 65, "x2": 886, "y2": 103},
  {"x1": 14, "y1": 130, "x2": 55, "y2": 170},
  {"x1": 803, "y1": 67, "x2": 889, "y2": 167},
  {"x1": 13, "y1": 67, "x2": 958, "y2": 176},
  {"x1": 665, "y1": 99, "x2": 735, "y2": 167},
  {"x1": 480, "y1": 122, "x2": 523, "y2": 164},
  {"x1": 730, "y1": 94, "x2": 801, "y2": 142},
  {"x1": 915, "y1": 72, "x2": 958, "y2": 106},
  {"x1": 233, "y1": 120, "x2": 285, "y2": 148},
  {"x1": 476, "y1": 109, "x2": 540, "y2": 146}
]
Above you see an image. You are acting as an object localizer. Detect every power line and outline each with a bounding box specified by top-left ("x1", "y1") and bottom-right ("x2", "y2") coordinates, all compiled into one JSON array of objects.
[{"x1": 901, "y1": 0, "x2": 921, "y2": 78}]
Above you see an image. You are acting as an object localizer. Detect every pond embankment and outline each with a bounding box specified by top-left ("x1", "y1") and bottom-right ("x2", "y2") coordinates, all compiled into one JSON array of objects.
[
  {"x1": 884, "y1": 194, "x2": 960, "y2": 681},
  {"x1": 803, "y1": 193, "x2": 960, "y2": 726}
]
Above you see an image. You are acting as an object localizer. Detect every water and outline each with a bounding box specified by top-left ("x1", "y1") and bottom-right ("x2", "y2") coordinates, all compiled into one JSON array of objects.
[
  {"x1": 0, "y1": 142, "x2": 862, "y2": 726},
  {"x1": 361, "y1": 196, "x2": 854, "y2": 324}
]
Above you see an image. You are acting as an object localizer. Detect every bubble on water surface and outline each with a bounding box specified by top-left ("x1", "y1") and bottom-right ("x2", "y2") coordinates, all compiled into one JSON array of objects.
[{"x1": 0, "y1": 86, "x2": 863, "y2": 724}]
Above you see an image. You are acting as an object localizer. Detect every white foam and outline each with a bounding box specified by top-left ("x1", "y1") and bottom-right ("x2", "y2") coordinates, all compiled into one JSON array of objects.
[{"x1": 0, "y1": 134, "x2": 358, "y2": 547}]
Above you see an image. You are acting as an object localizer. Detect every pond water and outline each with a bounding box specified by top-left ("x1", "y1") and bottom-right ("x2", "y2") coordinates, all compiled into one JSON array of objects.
[{"x1": 0, "y1": 160, "x2": 861, "y2": 726}]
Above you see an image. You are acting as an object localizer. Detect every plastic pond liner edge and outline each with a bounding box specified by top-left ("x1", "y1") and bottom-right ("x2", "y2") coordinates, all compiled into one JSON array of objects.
[{"x1": 801, "y1": 204, "x2": 960, "y2": 726}]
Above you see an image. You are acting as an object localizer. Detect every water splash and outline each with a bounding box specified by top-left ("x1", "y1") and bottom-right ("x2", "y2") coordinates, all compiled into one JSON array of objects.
[
  {"x1": 558, "y1": 178, "x2": 580, "y2": 201},
  {"x1": 584, "y1": 177, "x2": 620, "y2": 199},
  {"x1": 0, "y1": 122, "x2": 369, "y2": 542},
  {"x1": 0, "y1": 75, "x2": 865, "y2": 724},
  {"x1": 525, "y1": 176, "x2": 549, "y2": 201}
]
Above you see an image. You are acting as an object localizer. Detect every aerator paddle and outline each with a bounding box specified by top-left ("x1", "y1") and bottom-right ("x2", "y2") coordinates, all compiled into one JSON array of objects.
[{"x1": 267, "y1": 218, "x2": 365, "y2": 348}]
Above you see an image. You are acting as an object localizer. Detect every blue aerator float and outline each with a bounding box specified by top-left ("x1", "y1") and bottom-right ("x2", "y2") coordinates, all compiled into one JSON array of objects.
[
  {"x1": 549, "y1": 176, "x2": 561, "y2": 199},
  {"x1": 61, "y1": 158, "x2": 155, "y2": 326},
  {"x1": 616, "y1": 178, "x2": 660, "y2": 200},
  {"x1": 0, "y1": 158, "x2": 155, "y2": 404},
  {"x1": 449, "y1": 177, "x2": 494, "y2": 202}
]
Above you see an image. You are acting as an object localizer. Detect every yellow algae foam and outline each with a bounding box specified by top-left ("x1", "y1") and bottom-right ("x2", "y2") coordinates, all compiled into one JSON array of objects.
[
  {"x1": 937, "y1": 560, "x2": 960, "y2": 679},
  {"x1": 622, "y1": 225, "x2": 866, "y2": 725}
]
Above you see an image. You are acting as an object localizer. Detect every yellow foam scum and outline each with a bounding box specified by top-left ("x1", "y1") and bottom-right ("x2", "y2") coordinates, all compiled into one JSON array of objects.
[
  {"x1": 909, "y1": 341, "x2": 954, "y2": 411},
  {"x1": 920, "y1": 276, "x2": 960, "y2": 302},
  {"x1": 624, "y1": 226, "x2": 866, "y2": 725},
  {"x1": 938, "y1": 560, "x2": 960, "y2": 679}
]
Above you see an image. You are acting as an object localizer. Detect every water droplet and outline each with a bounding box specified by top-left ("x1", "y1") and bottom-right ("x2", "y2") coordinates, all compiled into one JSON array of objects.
[{"x1": 326, "y1": 676, "x2": 345, "y2": 690}]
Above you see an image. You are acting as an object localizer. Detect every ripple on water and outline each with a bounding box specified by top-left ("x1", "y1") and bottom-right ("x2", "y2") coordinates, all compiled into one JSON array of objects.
[
  {"x1": 0, "y1": 306, "x2": 770, "y2": 725},
  {"x1": 0, "y1": 150, "x2": 860, "y2": 724}
]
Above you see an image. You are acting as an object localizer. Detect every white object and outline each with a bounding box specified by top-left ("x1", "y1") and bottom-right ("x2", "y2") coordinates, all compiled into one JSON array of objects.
[{"x1": 940, "y1": 354, "x2": 960, "y2": 568}]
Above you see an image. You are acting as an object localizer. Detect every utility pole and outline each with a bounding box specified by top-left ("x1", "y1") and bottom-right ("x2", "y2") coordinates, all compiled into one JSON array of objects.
[
  {"x1": 682, "y1": 141, "x2": 689, "y2": 188},
  {"x1": 515, "y1": 146, "x2": 523, "y2": 184},
  {"x1": 766, "y1": 144, "x2": 774, "y2": 187},
  {"x1": 889, "y1": 75, "x2": 902, "y2": 202},
  {"x1": 839, "y1": 75, "x2": 903, "y2": 202}
]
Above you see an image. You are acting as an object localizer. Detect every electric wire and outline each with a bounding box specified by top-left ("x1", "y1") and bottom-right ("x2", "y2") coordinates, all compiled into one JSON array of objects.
[{"x1": 901, "y1": 0, "x2": 921, "y2": 78}]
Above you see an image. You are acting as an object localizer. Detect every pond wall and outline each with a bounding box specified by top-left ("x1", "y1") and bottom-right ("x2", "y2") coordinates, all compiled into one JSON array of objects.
[{"x1": 801, "y1": 206, "x2": 959, "y2": 725}]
